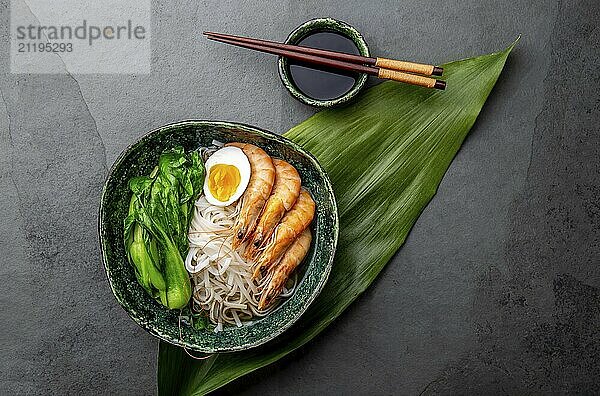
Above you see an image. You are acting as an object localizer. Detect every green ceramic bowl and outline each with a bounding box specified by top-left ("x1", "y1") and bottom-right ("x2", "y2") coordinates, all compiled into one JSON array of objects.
[
  {"x1": 99, "y1": 120, "x2": 338, "y2": 353},
  {"x1": 278, "y1": 18, "x2": 370, "y2": 107}
]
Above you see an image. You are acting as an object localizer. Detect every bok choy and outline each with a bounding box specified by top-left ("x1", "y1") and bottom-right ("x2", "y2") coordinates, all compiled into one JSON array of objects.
[{"x1": 124, "y1": 147, "x2": 205, "y2": 309}]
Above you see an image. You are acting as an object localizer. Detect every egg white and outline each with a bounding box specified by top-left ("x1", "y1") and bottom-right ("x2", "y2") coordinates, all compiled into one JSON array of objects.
[{"x1": 203, "y1": 146, "x2": 251, "y2": 206}]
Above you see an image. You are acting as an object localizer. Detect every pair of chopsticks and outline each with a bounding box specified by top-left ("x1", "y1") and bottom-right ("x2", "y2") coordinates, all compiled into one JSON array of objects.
[{"x1": 204, "y1": 31, "x2": 446, "y2": 90}]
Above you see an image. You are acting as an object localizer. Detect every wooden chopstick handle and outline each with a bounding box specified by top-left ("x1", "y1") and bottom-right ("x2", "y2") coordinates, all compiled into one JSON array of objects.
[
  {"x1": 375, "y1": 58, "x2": 443, "y2": 76},
  {"x1": 377, "y1": 68, "x2": 446, "y2": 90}
]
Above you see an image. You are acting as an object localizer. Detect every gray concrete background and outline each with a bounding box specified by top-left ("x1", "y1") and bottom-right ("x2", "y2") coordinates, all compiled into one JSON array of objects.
[{"x1": 1, "y1": 0, "x2": 598, "y2": 394}]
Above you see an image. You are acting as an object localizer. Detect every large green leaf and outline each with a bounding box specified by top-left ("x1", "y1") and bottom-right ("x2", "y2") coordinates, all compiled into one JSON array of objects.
[{"x1": 157, "y1": 40, "x2": 517, "y2": 395}]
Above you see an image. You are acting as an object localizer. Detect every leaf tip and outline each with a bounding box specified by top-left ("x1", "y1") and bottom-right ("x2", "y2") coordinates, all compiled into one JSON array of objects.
[{"x1": 505, "y1": 35, "x2": 521, "y2": 53}]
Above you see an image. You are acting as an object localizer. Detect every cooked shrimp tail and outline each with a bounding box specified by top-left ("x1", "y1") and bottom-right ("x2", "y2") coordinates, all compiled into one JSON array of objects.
[
  {"x1": 252, "y1": 189, "x2": 315, "y2": 278},
  {"x1": 246, "y1": 159, "x2": 301, "y2": 257},
  {"x1": 258, "y1": 228, "x2": 312, "y2": 310},
  {"x1": 226, "y1": 142, "x2": 275, "y2": 248}
]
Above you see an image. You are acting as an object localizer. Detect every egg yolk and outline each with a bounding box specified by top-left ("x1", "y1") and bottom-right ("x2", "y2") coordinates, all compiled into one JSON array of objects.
[{"x1": 208, "y1": 164, "x2": 241, "y2": 202}]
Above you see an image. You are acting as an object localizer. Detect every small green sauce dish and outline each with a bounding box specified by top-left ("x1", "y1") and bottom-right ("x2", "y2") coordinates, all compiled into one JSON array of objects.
[{"x1": 278, "y1": 18, "x2": 370, "y2": 108}]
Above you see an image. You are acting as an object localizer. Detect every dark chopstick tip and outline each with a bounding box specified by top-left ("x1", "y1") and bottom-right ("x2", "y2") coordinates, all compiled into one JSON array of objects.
[
  {"x1": 432, "y1": 66, "x2": 444, "y2": 76},
  {"x1": 434, "y1": 80, "x2": 446, "y2": 90}
]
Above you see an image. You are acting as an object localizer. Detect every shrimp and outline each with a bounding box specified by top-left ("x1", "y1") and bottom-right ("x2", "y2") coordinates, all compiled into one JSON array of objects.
[
  {"x1": 226, "y1": 142, "x2": 275, "y2": 248},
  {"x1": 252, "y1": 189, "x2": 315, "y2": 278},
  {"x1": 246, "y1": 159, "x2": 301, "y2": 257},
  {"x1": 258, "y1": 228, "x2": 312, "y2": 310}
]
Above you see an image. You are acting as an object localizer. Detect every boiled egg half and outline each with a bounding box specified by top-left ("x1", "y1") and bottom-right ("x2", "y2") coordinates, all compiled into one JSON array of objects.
[{"x1": 203, "y1": 146, "x2": 251, "y2": 206}]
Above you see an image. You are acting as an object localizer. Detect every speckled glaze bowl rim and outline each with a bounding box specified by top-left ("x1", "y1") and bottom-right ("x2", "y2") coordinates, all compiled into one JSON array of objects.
[
  {"x1": 98, "y1": 120, "x2": 339, "y2": 353},
  {"x1": 278, "y1": 17, "x2": 370, "y2": 108}
]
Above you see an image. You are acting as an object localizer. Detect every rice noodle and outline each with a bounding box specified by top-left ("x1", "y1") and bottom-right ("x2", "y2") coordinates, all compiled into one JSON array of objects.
[{"x1": 186, "y1": 196, "x2": 294, "y2": 331}]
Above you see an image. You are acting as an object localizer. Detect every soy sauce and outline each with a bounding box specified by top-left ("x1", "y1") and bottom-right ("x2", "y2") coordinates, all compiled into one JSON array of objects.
[{"x1": 288, "y1": 31, "x2": 360, "y2": 101}]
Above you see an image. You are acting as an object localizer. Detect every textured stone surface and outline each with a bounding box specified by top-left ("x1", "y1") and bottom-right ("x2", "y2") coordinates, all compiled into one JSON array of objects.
[{"x1": 0, "y1": 0, "x2": 598, "y2": 395}]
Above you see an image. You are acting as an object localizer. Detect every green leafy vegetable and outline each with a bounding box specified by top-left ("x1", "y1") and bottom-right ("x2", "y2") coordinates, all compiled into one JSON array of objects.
[
  {"x1": 124, "y1": 147, "x2": 205, "y2": 309},
  {"x1": 157, "y1": 40, "x2": 517, "y2": 395}
]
